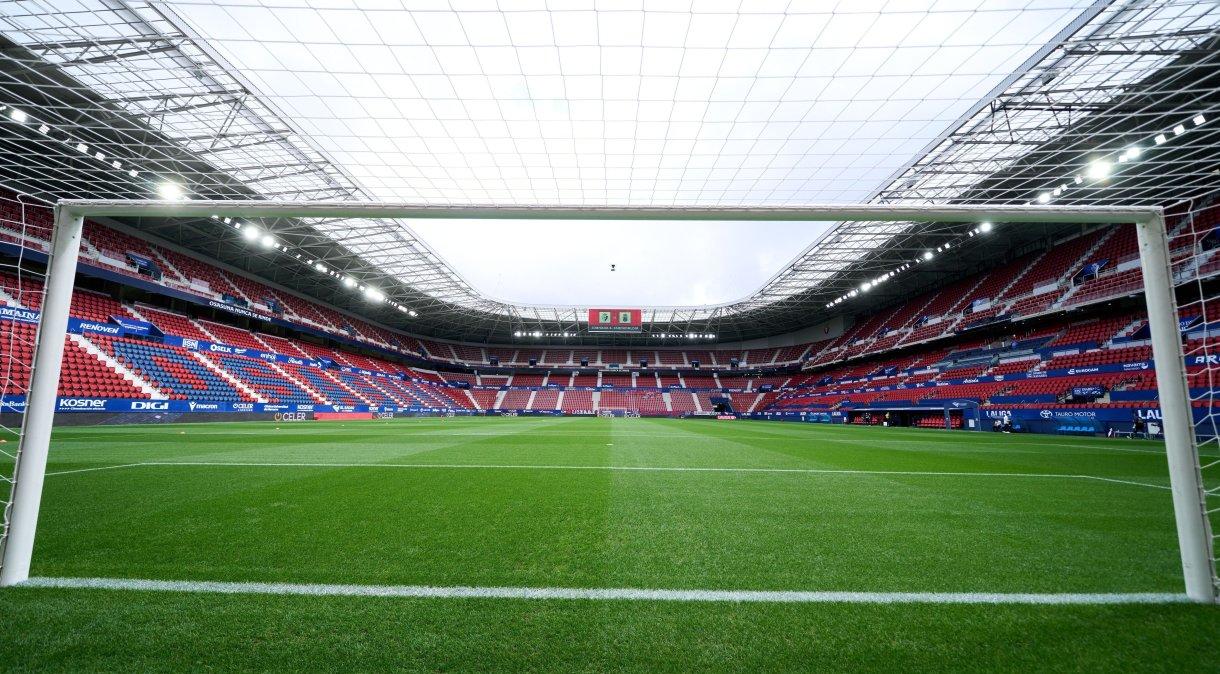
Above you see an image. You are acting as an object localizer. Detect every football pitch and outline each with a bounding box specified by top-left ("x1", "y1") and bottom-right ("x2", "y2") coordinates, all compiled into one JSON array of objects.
[{"x1": 2, "y1": 416, "x2": 1219, "y2": 671}]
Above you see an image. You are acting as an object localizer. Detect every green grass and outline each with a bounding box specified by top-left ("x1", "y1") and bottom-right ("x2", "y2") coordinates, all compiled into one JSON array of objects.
[{"x1": 2, "y1": 417, "x2": 1218, "y2": 671}]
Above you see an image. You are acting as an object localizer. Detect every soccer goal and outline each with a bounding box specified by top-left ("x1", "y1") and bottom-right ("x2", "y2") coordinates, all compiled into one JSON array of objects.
[{"x1": 0, "y1": 200, "x2": 1214, "y2": 604}]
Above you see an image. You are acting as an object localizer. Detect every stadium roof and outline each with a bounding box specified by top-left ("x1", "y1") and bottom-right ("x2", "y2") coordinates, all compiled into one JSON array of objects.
[{"x1": 0, "y1": 1, "x2": 1217, "y2": 343}]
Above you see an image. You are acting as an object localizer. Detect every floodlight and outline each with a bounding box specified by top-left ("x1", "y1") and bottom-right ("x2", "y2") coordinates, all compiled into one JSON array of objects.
[
  {"x1": 1194, "y1": 114, "x2": 1206, "y2": 126},
  {"x1": 9, "y1": 108, "x2": 26, "y2": 122},
  {"x1": 1086, "y1": 159, "x2": 1111, "y2": 180},
  {"x1": 979, "y1": 221, "x2": 992, "y2": 232},
  {"x1": 259, "y1": 234, "x2": 275, "y2": 248},
  {"x1": 156, "y1": 181, "x2": 185, "y2": 200},
  {"x1": 241, "y1": 226, "x2": 261, "y2": 242}
]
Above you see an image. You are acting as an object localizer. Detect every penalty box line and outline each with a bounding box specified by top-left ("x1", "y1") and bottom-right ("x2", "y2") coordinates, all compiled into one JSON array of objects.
[
  {"x1": 43, "y1": 461, "x2": 1172, "y2": 490},
  {"x1": 17, "y1": 577, "x2": 1189, "y2": 605}
]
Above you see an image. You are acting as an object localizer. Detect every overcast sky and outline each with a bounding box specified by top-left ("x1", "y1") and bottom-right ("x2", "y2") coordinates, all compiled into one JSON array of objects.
[
  {"x1": 168, "y1": 0, "x2": 1086, "y2": 305},
  {"x1": 408, "y1": 219, "x2": 830, "y2": 306}
]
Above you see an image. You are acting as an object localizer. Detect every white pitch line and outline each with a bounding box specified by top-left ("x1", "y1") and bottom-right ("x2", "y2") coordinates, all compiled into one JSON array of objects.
[
  {"x1": 17, "y1": 577, "x2": 1189, "y2": 605},
  {"x1": 132, "y1": 460, "x2": 1172, "y2": 490},
  {"x1": 38, "y1": 461, "x2": 1173, "y2": 491},
  {"x1": 139, "y1": 460, "x2": 1084, "y2": 480},
  {"x1": 43, "y1": 462, "x2": 146, "y2": 477},
  {"x1": 1083, "y1": 475, "x2": 1172, "y2": 490}
]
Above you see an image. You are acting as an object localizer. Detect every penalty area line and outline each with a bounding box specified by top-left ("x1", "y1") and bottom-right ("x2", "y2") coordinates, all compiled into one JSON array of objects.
[
  {"x1": 17, "y1": 577, "x2": 1189, "y2": 605},
  {"x1": 131, "y1": 460, "x2": 1169, "y2": 489},
  {"x1": 43, "y1": 462, "x2": 146, "y2": 477},
  {"x1": 38, "y1": 462, "x2": 1171, "y2": 490}
]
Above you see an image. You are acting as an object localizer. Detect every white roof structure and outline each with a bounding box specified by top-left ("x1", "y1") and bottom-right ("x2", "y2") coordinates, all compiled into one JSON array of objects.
[{"x1": 0, "y1": 1, "x2": 1217, "y2": 341}]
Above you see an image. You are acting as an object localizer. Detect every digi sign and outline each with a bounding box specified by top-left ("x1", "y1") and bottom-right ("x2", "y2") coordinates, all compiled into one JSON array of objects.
[{"x1": 588, "y1": 308, "x2": 643, "y2": 333}]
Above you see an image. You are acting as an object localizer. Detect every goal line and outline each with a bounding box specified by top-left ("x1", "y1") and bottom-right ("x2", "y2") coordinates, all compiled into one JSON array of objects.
[{"x1": 17, "y1": 576, "x2": 1189, "y2": 605}]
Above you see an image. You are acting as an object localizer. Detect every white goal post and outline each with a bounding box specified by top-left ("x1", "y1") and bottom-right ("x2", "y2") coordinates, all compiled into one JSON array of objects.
[{"x1": 0, "y1": 200, "x2": 1213, "y2": 603}]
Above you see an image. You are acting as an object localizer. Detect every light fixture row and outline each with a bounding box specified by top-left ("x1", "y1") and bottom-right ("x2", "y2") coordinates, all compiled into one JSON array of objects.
[
  {"x1": 826, "y1": 221, "x2": 994, "y2": 308},
  {"x1": 217, "y1": 216, "x2": 417, "y2": 317},
  {"x1": 1, "y1": 103, "x2": 167, "y2": 188},
  {"x1": 1032, "y1": 113, "x2": 1207, "y2": 205},
  {"x1": 6, "y1": 102, "x2": 419, "y2": 317}
]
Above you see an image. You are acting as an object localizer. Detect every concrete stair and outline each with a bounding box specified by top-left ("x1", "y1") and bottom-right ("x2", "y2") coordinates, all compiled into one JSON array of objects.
[
  {"x1": 266, "y1": 361, "x2": 329, "y2": 404},
  {"x1": 148, "y1": 247, "x2": 189, "y2": 284},
  {"x1": 71, "y1": 334, "x2": 165, "y2": 399},
  {"x1": 321, "y1": 371, "x2": 372, "y2": 405},
  {"x1": 190, "y1": 351, "x2": 267, "y2": 403}
]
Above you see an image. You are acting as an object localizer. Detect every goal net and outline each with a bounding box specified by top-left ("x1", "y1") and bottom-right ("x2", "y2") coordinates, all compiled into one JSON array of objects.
[
  {"x1": 0, "y1": 195, "x2": 59, "y2": 587},
  {"x1": 1169, "y1": 198, "x2": 1220, "y2": 599},
  {"x1": 0, "y1": 199, "x2": 1213, "y2": 605}
]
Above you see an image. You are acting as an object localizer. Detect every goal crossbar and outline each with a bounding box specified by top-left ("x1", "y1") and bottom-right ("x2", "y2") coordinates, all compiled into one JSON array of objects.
[
  {"x1": 2, "y1": 200, "x2": 1212, "y2": 604},
  {"x1": 57, "y1": 199, "x2": 1159, "y2": 223}
]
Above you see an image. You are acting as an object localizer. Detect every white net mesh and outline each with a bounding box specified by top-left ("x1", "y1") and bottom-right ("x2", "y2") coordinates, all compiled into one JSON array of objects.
[
  {"x1": 1172, "y1": 196, "x2": 1220, "y2": 590},
  {"x1": 0, "y1": 194, "x2": 52, "y2": 568}
]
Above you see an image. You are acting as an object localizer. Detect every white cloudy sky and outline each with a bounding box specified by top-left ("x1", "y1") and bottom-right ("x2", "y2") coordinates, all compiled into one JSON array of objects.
[
  {"x1": 166, "y1": 0, "x2": 1088, "y2": 305},
  {"x1": 408, "y1": 218, "x2": 829, "y2": 305}
]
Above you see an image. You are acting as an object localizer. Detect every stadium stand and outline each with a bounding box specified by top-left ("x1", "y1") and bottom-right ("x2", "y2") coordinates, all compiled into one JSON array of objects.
[{"x1": 4, "y1": 209, "x2": 1218, "y2": 428}]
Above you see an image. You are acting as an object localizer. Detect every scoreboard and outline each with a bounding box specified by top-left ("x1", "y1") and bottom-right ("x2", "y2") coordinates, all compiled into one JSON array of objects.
[{"x1": 588, "y1": 308, "x2": 642, "y2": 333}]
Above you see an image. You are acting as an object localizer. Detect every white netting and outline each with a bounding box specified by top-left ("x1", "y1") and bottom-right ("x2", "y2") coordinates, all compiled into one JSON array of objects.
[
  {"x1": 1171, "y1": 196, "x2": 1220, "y2": 590},
  {"x1": 0, "y1": 194, "x2": 52, "y2": 569}
]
